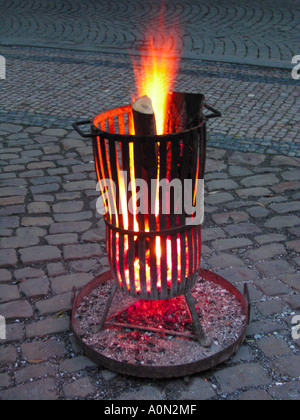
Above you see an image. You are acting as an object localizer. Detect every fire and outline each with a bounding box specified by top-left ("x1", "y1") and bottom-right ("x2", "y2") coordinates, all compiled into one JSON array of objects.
[
  {"x1": 104, "y1": 14, "x2": 192, "y2": 296},
  {"x1": 131, "y1": 17, "x2": 180, "y2": 135}
]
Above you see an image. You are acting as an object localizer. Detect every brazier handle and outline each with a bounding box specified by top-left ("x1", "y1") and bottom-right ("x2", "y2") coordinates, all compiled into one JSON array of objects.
[
  {"x1": 72, "y1": 120, "x2": 93, "y2": 138},
  {"x1": 204, "y1": 104, "x2": 222, "y2": 119}
]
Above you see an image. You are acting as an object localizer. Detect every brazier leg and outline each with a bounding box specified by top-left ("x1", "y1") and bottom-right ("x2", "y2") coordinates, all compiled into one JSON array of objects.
[
  {"x1": 185, "y1": 291, "x2": 212, "y2": 347},
  {"x1": 98, "y1": 284, "x2": 118, "y2": 331}
]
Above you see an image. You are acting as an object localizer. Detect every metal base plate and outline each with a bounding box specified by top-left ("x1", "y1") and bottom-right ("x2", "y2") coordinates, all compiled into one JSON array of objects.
[{"x1": 71, "y1": 270, "x2": 249, "y2": 379}]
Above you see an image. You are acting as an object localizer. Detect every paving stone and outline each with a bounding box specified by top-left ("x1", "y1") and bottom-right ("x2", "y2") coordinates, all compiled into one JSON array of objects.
[
  {"x1": 19, "y1": 169, "x2": 44, "y2": 178},
  {"x1": 27, "y1": 161, "x2": 56, "y2": 170},
  {"x1": 0, "y1": 269, "x2": 12, "y2": 282},
  {"x1": 1, "y1": 378, "x2": 58, "y2": 400},
  {"x1": 255, "y1": 260, "x2": 294, "y2": 278},
  {"x1": 255, "y1": 299, "x2": 286, "y2": 317},
  {"x1": 265, "y1": 216, "x2": 300, "y2": 229},
  {"x1": 0, "y1": 228, "x2": 12, "y2": 237},
  {"x1": 42, "y1": 128, "x2": 67, "y2": 137},
  {"x1": 280, "y1": 274, "x2": 300, "y2": 291},
  {"x1": 55, "y1": 192, "x2": 81, "y2": 201},
  {"x1": 272, "y1": 355, "x2": 300, "y2": 378},
  {"x1": 247, "y1": 320, "x2": 286, "y2": 336},
  {"x1": 202, "y1": 227, "x2": 226, "y2": 242},
  {"x1": 215, "y1": 363, "x2": 271, "y2": 393},
  {"x1": 49, "y1": 221, "x2": 92, "y2": 234},
  {"x1": 245, "y1": 243, "x2": 286, "y2": 261},
  {"x1": 212, "y1": 211, "x2": 249, "y2": 225},
  {"x1": 0, "y1": 249, "x2": 18, "y2": 267},
  {"x1": 216, "y1": 267, "x2": 257, "y2": 284},
  {"x1": 20, "y1": 245, "x2": 61, "y2": 264},
  {"x1": 281, "y1": 169, "x2": 300, "y2": 181},
  {"x1": 208, "y1": 254, "x2": 245, "y2": 269},
  {"x1": 257, "y1": 336, "x2": 290, "y2": 357},
  {"x1": 62, "y1": 138, "x2": 86, "y2": 150},
  {"x1": 59, "y1": 356, "x2": 97, "y2": 373},
  {"x1": 33, "y1": 194, "x2": 55, "y2": 203},
  {"x1": 0, "y1": 216, "x2": 20, "y2": 228},
  {"x1": 284, "y1": 294, "x2": 300, "y2": 310},
  {"x1": 53, "y1": 211, "x2": 92, "y2": 222},
  {"x1": 45, "y1": 233, "x2": 78, "y2": 245},
  {"x1": 254, "y1": 278, "x2": 290, "y2": 296},
  {"x1": 224, "y1": 223, "x2": 262, "y2": 236},
  {"x1": 15, "y1": 364, "x2": 56, "y2": 384},
  {"x1": 205, "y1": 192, "x2": 234, "y2": 205},
  {"x1": 69, "y1": 259, "x2": 99, "y2": 273},
  {"x1": 63, "y1": 180, "x2": 96, "y2": 192},
  {"x1": 27, "y1": 202, "x2": 51, "y2": 214},
  {"x1": 63, "y1": 376, "x2": 95, "y2": 399},
  {"x1": 206, "y1": 179, "x2": 239, "y2": 192},
  {"x1": 212, "y1": 238, "x2": 252, "y2": 252},
  {"x1": 229, "y1": 166, "x2": 253, "y2": 177},
  {"x1": 271, "y1": 156, "x2": 300, "y2": 167},
  {"x1": 254, "y1": 234, "x2": 286, "y2": 244},
  {"x1": 0, "y1": 284, "x2": 20, "y2": 303},
  {"x1": 272, "y1": 181, "x2": 300, "y2": 194},
  {"x1": 0, "y1": 196, "x2": 25, "y2": 206},
  {"x1": 16, "y1": 226, "x2": 47, "y2": 237},
  {"x1": 21, "y1": 216, "x2": 53, "y2": 227},
  {"x1": 0, "y1": 372, "x2": 11, "y2": 388},
  {"x1": 205, "y1": 159, "x2": 226, "y2": 173},
  {"x1": 47, "y1": 262, "x2": 66, "y2": 277},
  {"x1": 63, "y1": 244, "x2": 103, "y2": 261},
  {"x1": 26, "y1": 316, "x2": 70, "y2": 338},
  {"x1": 52, "y1": 200, "x2": 84, "y2": 213},
  {"x1": 236, "y1": 187, "x2": 272, "y2": 198},
  {"x1": 35, "y1": 292, "x2": 72, "y2": 315},
  {"x1": 247, "y1": 206, "x2": 269, "y2": 218},
  {"x1": 14, "y1": 267, "x2": 45, "y2": 281},
  {"x1": 51, "y1": 273, "x2": 93, "y2": 294},
  {"x1": 0, "y1": 204, "x2": 25, "y2": 217},
  {"x1": 21, "y1": 339, "x2": 66, "y2": 361},
  {"x1": 117, "y1": 385, "x2": 163, "y2": 401},
  {"x1": 0, "y1": 346, "x2": 18, "y2": 364},
  {"x1": 287, "y1": 240, "x2": 300, "y2": 253},
  {"x1": 0, "y1": 300, "x2": 33, "y2": 320},
  {"x1": 19, "y1": 277, "x2": 50, "y2": 298},
  {"x1": 241, "y1": 173, "x2": 279, "y2": 188},
  {"x1": 0, "y1": 235, "x2": 40, "y2": 249},
  {"x1": 81, "y1": 228, "x2": 106, "y2": 242},
  {"x1": 238, "y1": 390, "x2": 273, "y2": 401},
  {"x1": 268, "y1": 381, "x2": 300, "y2": 401},
  {"x1": 30, "y1": 183, "x2": 60, "y2": 194},
  {"x1": 178, "y1": 377, "x2": 216, "y2": 400},
  {"x1": 5, "y1": 323, "x2": 24, "y2": 343},
  {"x1": 270, "y1": 201, "x2": 300, "y2": 214}
]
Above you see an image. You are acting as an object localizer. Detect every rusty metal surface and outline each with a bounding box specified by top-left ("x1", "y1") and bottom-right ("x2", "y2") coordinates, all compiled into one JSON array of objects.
[{"x1": 71, "y1": 269, "x2": 250, "y2": 379}]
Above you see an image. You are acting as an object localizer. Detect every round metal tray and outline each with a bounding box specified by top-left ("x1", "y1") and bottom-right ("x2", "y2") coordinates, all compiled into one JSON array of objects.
[{"x1": 71, "y1": 269, "x2": 250, "y2": 379}]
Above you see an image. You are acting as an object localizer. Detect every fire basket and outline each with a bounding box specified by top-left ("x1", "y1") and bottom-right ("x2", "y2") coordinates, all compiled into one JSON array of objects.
[
  {"x1": 72, "y1": 94, "x2": 250, "y2": 378},
  {"x1": 73, "y1": 94, "x2": 221, "y2": 345}
]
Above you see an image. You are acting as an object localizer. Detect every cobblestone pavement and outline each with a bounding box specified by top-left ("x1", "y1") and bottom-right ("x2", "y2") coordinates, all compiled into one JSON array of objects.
[
  {"x1": 0, "y1": 46, "x2": 299, "y2": 157},
  {"x1": 0, "y1": 123, "x2": 299, "y2": 400},
  {"x1": 0, "y1": 0, "x2": 299, "y2": 68}
]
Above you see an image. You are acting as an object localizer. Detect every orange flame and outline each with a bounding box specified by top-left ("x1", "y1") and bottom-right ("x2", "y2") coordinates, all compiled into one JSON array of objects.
[{"x1": 131, "y1": 15, "x2": 180, "y2": 135}]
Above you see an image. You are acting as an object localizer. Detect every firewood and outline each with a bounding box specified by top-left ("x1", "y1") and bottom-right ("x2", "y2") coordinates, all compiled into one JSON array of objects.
[
  {"x1": 166, "y1": 92, "x2": 205, "y2": 133},
  {"x1": 132, "y1": 95, "x2": 157, "y2": 136}
]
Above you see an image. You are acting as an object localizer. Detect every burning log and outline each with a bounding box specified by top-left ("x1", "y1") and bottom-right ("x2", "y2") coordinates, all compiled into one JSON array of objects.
[
  {"x1": 132, "y1": 95, "x2": 157, "y2": 136},
  {"x1": 166, "y1": 92, "x2": 205, "y2": 133}
]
